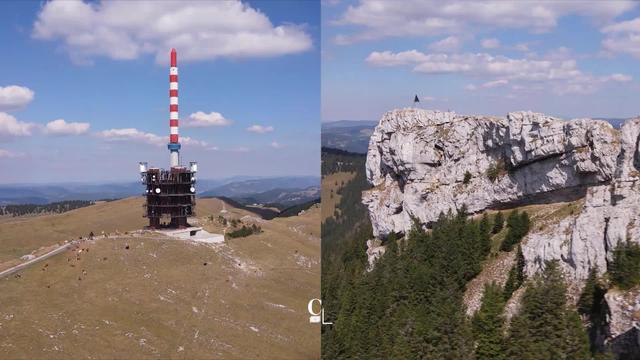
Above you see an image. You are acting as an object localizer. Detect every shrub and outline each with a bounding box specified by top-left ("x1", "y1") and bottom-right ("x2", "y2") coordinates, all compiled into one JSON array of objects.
[
  {"x1": 463, "y1": 171, "x2": 472, "y2": 184},
  {"x1": 487, "y1": 159, "x2": 507, "y2": 182},
  {"x1": 227, "y1": 224, "x2": 262, "y2": 239}
]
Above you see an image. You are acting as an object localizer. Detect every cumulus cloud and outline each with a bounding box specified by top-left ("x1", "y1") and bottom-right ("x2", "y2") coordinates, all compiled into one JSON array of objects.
[
  {"x1": 185, "y1": 111, "x2": 232, "y2": 127},
  {"x1": 270, "y1": 141, "x2": 284, "y2": 149},
  {"x1": 181, "y1": 136, "x2": 210, "y2": 148},
  {"x1": 333, "y1": 0, "x2": 635, "y2": 44},
  {"x1": 603, "y1": 73, "x2": 632, "y2": 82},
  {"x1": 466, "y1": 79, "x2": 509, "y2": 90},
  {"x1": 428, "y1": 36, "x2": 462, "y2": 52},
  {"x1": 481, "y1": 38, "x2": 500, "y2": 49},
  {"x1": 0, "y1": 112, "x2": 36, "y2": 137},
  {"x1": 97, "y1": 128, "x2": 165, "y2": 146},
  {"x1": 367, "y1": 49, "x2": 633, "y2": 95},
  {"x1": 96, "y1": 128, "x2": 211, "y2": 148},
  {"x1": 602, "y1": 17, "x2": 640, "y2": 58},
  {"x1": 365, "y1": 50, "x2": 429, "y2": 66},
  {"x1": 44, "y1": 119, "x2": 90, "y2": 135},
  {"x1": 0, "y1": 85, "x2": 35, "y2": 111},
  {"x1": 32, "y1": 0, "x2": 312, "y2": 64},
  {"x1": 246, "y1": 124, "x2": 274, "y2": 134}
]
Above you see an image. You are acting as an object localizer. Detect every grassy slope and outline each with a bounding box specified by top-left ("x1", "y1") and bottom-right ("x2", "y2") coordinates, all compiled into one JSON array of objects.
[
  {"x1": 0, "y1": 197, "x2": 146, "y2": 263},
  {"x1": 0, "y1": 198, "x2": 319, "y2": 359}
]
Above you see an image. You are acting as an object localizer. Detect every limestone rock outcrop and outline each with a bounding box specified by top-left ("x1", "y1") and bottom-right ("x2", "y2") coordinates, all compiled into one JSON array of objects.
[{"x1": 364, "y1": 108, "x2": 640, "y2": 345}]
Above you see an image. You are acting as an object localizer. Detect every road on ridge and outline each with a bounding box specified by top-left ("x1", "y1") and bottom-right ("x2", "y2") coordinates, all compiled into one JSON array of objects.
[{"x1": 0, "y1": 241, "x2": 78, "y2": 279}]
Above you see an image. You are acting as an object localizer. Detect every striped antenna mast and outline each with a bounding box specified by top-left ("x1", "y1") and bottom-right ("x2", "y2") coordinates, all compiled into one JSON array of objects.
[{"x1": 168, "y1": 48, "x2": 181, "y2": 168}]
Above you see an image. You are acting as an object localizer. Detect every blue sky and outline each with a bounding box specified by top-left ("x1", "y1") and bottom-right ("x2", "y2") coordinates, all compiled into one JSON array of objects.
[
  {"x1": 322, "y1": 0, "x2": 640, "y2": 122},
  {"x1": 0, "y1": 0, "x2": 319, "y2": 183}
]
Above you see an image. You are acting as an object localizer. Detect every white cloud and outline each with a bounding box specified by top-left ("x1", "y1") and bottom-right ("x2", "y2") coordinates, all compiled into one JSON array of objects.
[
  {"x1": 232, "y1": 146, "x2": 251, "y2": 152},
  {"x1": 601, "y1": 17, "x2": 640, "y2": 58},
  {"x1": 604, "y1": 73, "x2": 632, "y2": 82},
  {"x1": 368, "y1": 49, "x2": 632, "y2": 95},
  {"x1": 270, "y1": 141, "x2": 284, "y2": 149},
  {"x1": 466, "y1": 79, "x2": 509, "y2": 90},
  {"x1": 368, "y1": 51, "x2": 583, "y2": 81},
  {"x1": 333, "y1": 0, "x2": 635, "y2": 44},
  {"x1": 45, "y1": 119, "x2": 90, "y2": 135},
  {"x1": 185, "y1": 111, "x2": 232, "y2": 127},
  {"x1": 33, "y1": 0, "x2": 312, "y2": 64},
  {"x1": 0, "y1": 86, "x2": 34, "y2": 111},
  {"x1": 0, "y1": 112, "x2": 36, "y2": 137},
  {"x1": 365, "y1": 50, "x2": 429, "y2": 66},
  {"x1": 481, "y1": 38, "x2": 500, "y2": 49},
  {"x1": 515, "y1": 43, "x2": 530, "y2": 52},
  {"x1": 97, "y1": 128, "x2": 165, "y2": 146},
  {"x1": 181, "y1": 136, "x2": 210, "y2": 148},
  {"x1": 428, "y1": 36, "x2": 462, "y2": 52},
  {"x1": 482, "y1": 79, "x2": 509, "y2": 88},
  {"x1": 246, "y1": 124, "x2": 274, "y2": 134},
  {"x1": 0, "y1": 149, "x2": 24, "y2": 158},
  {"x1": 97, "y1": 128, "x2": 210, "y2": 148}
]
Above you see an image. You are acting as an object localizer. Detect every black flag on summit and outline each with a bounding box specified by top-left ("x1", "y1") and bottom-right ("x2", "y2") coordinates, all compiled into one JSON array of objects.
[{"x1": 414, "y1": 95, "x2": 420, "y2": 103}]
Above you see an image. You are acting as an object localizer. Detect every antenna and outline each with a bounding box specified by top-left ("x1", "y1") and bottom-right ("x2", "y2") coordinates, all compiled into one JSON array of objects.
[{"x1": 168, "y1": 48, "x2": 181, "y2": 168}]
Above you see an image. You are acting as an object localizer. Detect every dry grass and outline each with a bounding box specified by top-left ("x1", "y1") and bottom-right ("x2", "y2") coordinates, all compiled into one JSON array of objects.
[
  {"x1": 0, "y1": 197, "x2": 146, "y2": 264},
  {"x1": 321, "y1": 172, "x2": 355, "y2": 221},
  {"x1": 0, "y1": 198, "x2": 320, "y2": 359}
]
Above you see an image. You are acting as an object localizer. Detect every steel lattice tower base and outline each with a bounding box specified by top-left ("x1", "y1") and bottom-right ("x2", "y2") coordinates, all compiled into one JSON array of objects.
[{"x1": 142, "y1": 167, "x2": 196, "y2": 229}]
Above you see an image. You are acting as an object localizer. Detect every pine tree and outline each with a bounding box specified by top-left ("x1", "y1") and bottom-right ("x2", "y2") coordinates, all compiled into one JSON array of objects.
[
  {"x1": 610, "y1": 239, "x2": 640, "y2": 289},
  {"x1": 506, "y1": 261, "x2": 590, "y2": 360},
  {"x1": 520, "y1": 211, "x2": 530, "y2": 234},
  {"x1": 503, "y1": 266, "x2": 518, "y2": 300},
  {"x1": 577, "y1": 267, "x2": 601, "y2": 315},
  {"x1": 506, "y1": 314, "x2": 535, "y2": 360},
  {"x1": 492, "y1": 211, "x2": 504, "y2": 234},
  {"x1": 479, "y1": 213, "x2": 492, "y2": 257},
  {"x1": 501, "y1": 211, "x2": 530, "y2": 252},
  {"x1": 473, "y1": 282, "x2": 506, "y2": 360},
  {"x1": 565, "y1": 310, "x2": 591, "y2": 360},
  {"x1": 515, "y1": 245, "x2": 526, "y2": 284}
]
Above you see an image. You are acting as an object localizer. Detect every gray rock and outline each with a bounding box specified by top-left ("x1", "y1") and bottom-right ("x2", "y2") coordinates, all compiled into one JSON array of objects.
[{"x1": 364, "y1": 108, "x2": 640, "y2": 340}]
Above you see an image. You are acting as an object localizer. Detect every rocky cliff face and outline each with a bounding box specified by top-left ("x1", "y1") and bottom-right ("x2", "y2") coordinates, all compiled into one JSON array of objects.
[{"x1": 364, "y1": 108, "x2": 640, "y2": 340}]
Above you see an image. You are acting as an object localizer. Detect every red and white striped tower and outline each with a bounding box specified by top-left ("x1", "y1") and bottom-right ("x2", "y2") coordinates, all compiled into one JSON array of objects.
[{"x1": 168, "y1": 48, "x2": 181, "y2": 168}]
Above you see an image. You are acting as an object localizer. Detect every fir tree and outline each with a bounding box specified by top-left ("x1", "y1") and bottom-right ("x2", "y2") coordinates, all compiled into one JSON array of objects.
[
  {"x1": 506, "y1": 261, "x2": 590, "y2": 359},
  {"x1": 473, "y1": 282, "x2": 506, "y2": 360},
  {"x1": 565, "y1": 310, "x2": 591, "y2": 360},
  {"x1": 479, "y1": 213, "x2": 492, "y2": 257},
  {"x1": 492, "y1": 211, "x2": 504, "y2": 234},
  {"x1": 610, "y1": 239, "x2": 640, "y2": 289},
  {"x1": 577, "y1": 267, "x2": 603, "y2": 315}
]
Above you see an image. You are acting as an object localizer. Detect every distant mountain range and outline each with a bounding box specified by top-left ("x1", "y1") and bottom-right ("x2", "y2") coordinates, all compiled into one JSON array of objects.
[
  {"x1": 322, "y1": 118, "x2": 631, "y2": 154},
  {"x1": 231, "y1": 186, "x2": 320, "y2": 209},
  {"x1": 321, "y1": 121, "x2": 377, "y2": 154},
  {"x1": 0, "y1": 175, "x2": 319, "y2": 207}
]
